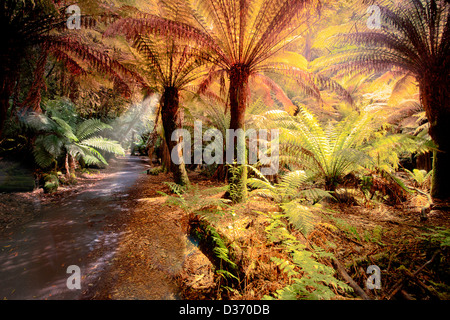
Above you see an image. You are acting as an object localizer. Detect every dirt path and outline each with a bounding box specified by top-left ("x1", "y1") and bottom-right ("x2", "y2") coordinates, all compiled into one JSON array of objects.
[
  {"x1": 88, "y1": 172, "x2": 191, "y2": 300},
  {"x1": 0, "y1": 156, "x2": 150, "y2": 299}
]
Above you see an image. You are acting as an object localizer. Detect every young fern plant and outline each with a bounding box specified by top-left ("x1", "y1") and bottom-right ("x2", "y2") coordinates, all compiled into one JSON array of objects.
[
  {"x1": 26, "y1": 112, "x2": 125, "y2": 175},
  {"x1": 265, "y1": 106, "x2": 377, "y2": 191},
  {"x1": 404, "y1": 168, "x2": 432, "y2": 189},
  {"x1": 248, "y1": 165, "x2": 351, "y2": 299},
  {"x1": 159, "y1": 182, "x2": 230, "y2": 222},
  {"x1": 265, "y1": 105, "x2": 431, "y2": 192}
]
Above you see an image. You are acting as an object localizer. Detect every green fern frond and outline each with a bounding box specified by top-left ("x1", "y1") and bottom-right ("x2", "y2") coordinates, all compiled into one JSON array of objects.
[
  {"x1": 39, "y1": 134, "x2": 64, "y2": 158},
  {"x1": 24, "y1": 112, "x2": 57, "y2": 132},
  {"x1": 80, "y1": 153, "x2": 104, "y2": 166},
  {"x1": 298, "y1": 188, "x2": 334, "y2": 203},
  {"x1": 281, "y1": 201, "x2": 318, "y2": 236},
  {"x1": 66, "y1": 143, "x2": 86, "y2": 160},
  {"x1": 247, "y1": 177, "x2": 275, "y2": 191},
  {"x1": 75, "y1": 118, "x2": 113, "y2": 140},
  {"x1": 263, "y1": 216, "x2": 352, "y2": 300},
  {"x1": 278, "y1": 170, "x2": 310, "y2": 190},
  {"x1": 80, "y1": 137, "x2": 125, "y2": 156},
  {"x1": 32, "y1": 144, "x2": 55, "y2": 169},
  {"x1": 51, "y1": 116, "x2": 78, "y2": 141},
  {"x1": 75, "y1": 144, "x2": 108, "y2": 166}
]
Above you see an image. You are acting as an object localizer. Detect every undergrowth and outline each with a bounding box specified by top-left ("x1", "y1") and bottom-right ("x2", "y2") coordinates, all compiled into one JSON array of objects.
[{"x1": 261, "y1": 210, "x2": 353, "y2": 299}]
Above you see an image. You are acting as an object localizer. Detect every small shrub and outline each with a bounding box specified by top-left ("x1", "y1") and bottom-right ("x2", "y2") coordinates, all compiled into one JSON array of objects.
[{"x1": 43, "y1": 173, "x2": 59, "y2": 193}]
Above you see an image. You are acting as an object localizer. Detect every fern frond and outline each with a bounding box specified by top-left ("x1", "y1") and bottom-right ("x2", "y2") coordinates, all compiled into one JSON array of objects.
[
  {"x1": 298, "y1": 188, "x2": 334, "y2": 203},
  {"x1": 76, "y1": 119, "x2": 113, "y2": 140},
  {"x1": 281, "y1": 200, "x2": 319, "y2": 236},
  {"x1": 75, "y1": 144, "x2": 108, "y2": 166},
  {"x1": 39, "y1": 134, "x2": 64, "y2": 158},
  {"x1": 32, "y1": 143, "x2": 56, "y2": 169},
  {"x1": 80, "y1": 137, "x2": 125, "y2": 156},
  {"x1": 51, "y1": 116, "x2": 78, "y2": 141},
  {"x1": 24, "y1": 112, "x2": 57, "y2": 132}
]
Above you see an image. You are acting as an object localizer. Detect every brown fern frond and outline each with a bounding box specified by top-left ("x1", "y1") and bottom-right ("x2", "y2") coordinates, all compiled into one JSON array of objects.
[
  {"x1": 105, "y1": 15, "x2": 222, "y2": 58},
  {"x1": 261, "y1": 63, "x2": 322, "y2": 102},
  {"x1": 47, "y1": 35, "x2": 150, "y2": 96},
  {"x1": 48, "y1": 47, "x2": 87, "y2": 76},
  {"x1": 251, "y1": 73, "x2": 296, "y2": 114},
  {"x1": 318, "y1": 0, "x2": 450, "y2": 81}
]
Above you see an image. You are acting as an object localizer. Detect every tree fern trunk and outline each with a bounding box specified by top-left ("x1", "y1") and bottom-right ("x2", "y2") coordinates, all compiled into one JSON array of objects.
[
  {"x1": 65, "y1": 153, "x2": 71, "y2": 181},
  {"x1": 69, "y1": 154, "x2": 77, "y2": 181},
  {"x1": 160, "y1": 86, "x2": 190, "y2": 186},
  {"x1": 227, "y1": 64, "x2": 250, "y2": 203},
  {"x1": 431, "y1": 147, "x2": 450, "y2": 204},
  {"x1": 20, "y1": 46, "x2": 48, "y2": 113},
  {"x1": 420, "y1": 75, "x2": 450, "y2": 203},
  {"x1": 0, "y1": 73, "x2": 16, "y2": 138},
  {"x1": 161, "y1": 138, "x2": 171, "y2": 173},
  {"x1": 0, "y1": 90, "x2": 9, "y2": 139}
]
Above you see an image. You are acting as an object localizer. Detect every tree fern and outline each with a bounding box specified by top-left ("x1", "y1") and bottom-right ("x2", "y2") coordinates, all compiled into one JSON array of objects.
[
  {"x1": 316, "y1": 0, "x2": 450, "y2": 201},
  {"x1": 108, "y1": 0, "x2": 355, "y2": 202},
  {"x1": 0, "y1": 0, "x2": 148, "y2": 138},
  {"x1": 266, "y1": 105, "x2": 430, "y2": 191},
  {"x1": 266, "y1": 106, "x2": 375, "y2": 190},
  {"x1": 26, "y1": 111, "x2": 124, "y2": 170}
]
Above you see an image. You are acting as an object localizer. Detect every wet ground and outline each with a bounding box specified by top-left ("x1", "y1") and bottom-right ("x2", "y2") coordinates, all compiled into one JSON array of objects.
[{"x1": 0, "y1": 156, "x2": 149, "y2": 300}]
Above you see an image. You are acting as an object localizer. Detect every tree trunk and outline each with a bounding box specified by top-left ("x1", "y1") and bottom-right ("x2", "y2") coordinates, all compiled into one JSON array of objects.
[
  {"x1": 431, "y1": 146, "x2": 450, "y2": 203},
  {"x1": 0, "y1": 73, "x2": 17, "y2": 138},
  {"x1": 227, "y1": 64, "x2": 250, "y2": 203},
  {"x1": 69, "y1": 154, "x2": 77, "y2": 181},
  {"x1": 161, "y1": 137, "x2": 171, "y2": 172},
  {"x1": 20, "y1": 46, "x2": 48, "y2": 114},
  {"x1": 65, "y1": 153, "x2": 71, "y2": 181},
  {"x1": 0, "y1": 88, "x2": 10, "y2": 139},
  {"x1": 188, "y1": 216, "x2": 245, "y2": 292},
  {"x1": 419, "y1": 74, "x2": 450, "y2": 203},
  {"x1": 160, "y1": 87, "x2": 190, "y2": 186},
  {"x1": 0, "y1": 44, "x2": 22, "y2": 138}
]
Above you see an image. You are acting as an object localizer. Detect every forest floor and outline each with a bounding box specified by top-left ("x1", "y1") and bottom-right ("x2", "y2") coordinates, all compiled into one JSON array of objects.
[
  {"x1": 89, "y1": 164, "x2": 450, "y2": 300},
  {"x1": 1, "y1": 157, "x2": 449, "y2": 300}
]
